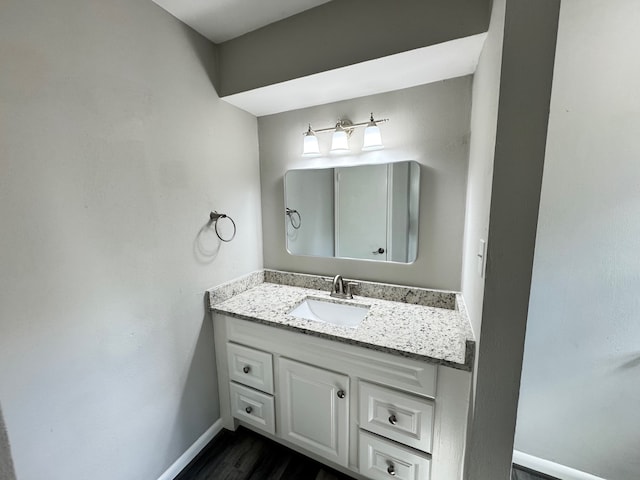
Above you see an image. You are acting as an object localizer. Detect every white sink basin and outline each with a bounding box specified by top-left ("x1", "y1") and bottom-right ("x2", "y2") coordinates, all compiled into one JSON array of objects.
[{"x1": 289, "y1": 297, "x2": 369, "y2": 329}]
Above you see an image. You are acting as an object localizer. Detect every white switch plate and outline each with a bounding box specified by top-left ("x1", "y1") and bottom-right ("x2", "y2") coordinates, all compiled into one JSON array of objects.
[{"x1": 478, "y1": 239, "x2": 487, "y2": 278}]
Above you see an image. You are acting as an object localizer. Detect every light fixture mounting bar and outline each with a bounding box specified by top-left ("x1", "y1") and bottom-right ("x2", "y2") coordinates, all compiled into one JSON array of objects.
[{"x1": 303, "y1": 117, "x2": 389, "y2": 135}]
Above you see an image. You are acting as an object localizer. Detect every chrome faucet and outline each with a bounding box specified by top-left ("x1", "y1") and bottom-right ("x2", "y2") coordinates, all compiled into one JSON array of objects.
[
  {"x1": 332, "y1": 275, "x2": 345, "y2": 297},
  {"x1": 330, "y1": 275, "x2": 356, "y2": 299}
]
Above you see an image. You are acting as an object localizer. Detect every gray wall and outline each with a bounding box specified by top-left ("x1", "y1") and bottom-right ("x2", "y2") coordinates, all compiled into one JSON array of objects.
[
  {"x1": 515, "y1": 1, "x2": 640, "y2": 478},
  {"x1": 258, "y1": 79, "x2": 473, "y2": 290},
  {"x1": 218, "y1": 0, "x2": 490, "y2": 96},
  {"x1": 0, "y1": 1, "x2": 262, "y2": 479},
  {"x1": 465, "y1": 0, "x2": 560, "y2": 478}
]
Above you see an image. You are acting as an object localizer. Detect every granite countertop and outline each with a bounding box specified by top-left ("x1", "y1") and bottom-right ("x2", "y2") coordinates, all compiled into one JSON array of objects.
[{"x1": 208, "y1": 270, "x2": 475, "y2": 371}]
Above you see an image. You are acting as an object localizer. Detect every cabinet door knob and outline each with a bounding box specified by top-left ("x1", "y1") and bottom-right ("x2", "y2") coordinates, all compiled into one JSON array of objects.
[
  {"x1": 387, "y1": 464, "x2": 396, "y2": 476},
  {"x1": 245, "y1": 406, "x2": 252, "y2": 414},
  {"x1": 337, "y1": 389, "x2": 346, "y2": 399},
  {"x1": 242, "y1": 365, "x2": 250, "y2": 374},
  {"x1": 388, "y1": 414, "x2": 398, "y2": 425}
]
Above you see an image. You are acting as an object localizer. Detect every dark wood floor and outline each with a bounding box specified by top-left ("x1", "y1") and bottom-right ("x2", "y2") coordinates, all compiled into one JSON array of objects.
[
  {"x1": 175, "y1": 426, "x2": 554, "y2": 480},
  {"x1": 174, "y1": 427, "x2": 354, "y2": 480}
]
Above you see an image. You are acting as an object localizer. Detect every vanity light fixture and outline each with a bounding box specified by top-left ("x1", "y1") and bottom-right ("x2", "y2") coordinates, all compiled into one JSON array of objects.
[
  {"x1": 302, "y1": 124, "x2": 320, "y2": 156},
  {"x1": 330, "y1": 122, "x2": 350, "y2": 152},
  {"x1": 302, "y1": 113, "x2": 388, "y2": 156},
  {"x1": 362, "y1": 114, "x2": 384, "y2": 151}
]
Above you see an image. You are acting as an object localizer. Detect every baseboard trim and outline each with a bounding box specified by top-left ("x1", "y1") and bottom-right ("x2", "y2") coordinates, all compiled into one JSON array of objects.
[
  {"x1": 513, "y1": 450, "x2": 606, "y2": 480},
  {"x1": 157, "y1": 419, "x2": 224, "y2": 480}
]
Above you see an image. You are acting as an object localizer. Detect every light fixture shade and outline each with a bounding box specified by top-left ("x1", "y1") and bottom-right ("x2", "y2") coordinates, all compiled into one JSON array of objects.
[
  {"x1": 330, "y1": 125, "x2": 349, "y2": 152},
  {"x1": 362, "y1": 122, "x2": 383, "y2": 150},
  {"x1": 302, "y1": 126, "x2": 320, "y2": 156}
]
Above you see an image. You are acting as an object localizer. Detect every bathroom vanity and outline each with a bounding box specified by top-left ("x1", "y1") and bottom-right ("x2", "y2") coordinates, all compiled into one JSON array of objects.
[{"x1": 208, "y1": 270, "x2": 474, "y2": 480}]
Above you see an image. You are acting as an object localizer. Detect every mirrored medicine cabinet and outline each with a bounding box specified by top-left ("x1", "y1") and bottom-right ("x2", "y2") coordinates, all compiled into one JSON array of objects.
[{"x1": 284, "y1": 161, "x2": 420, "y2": 263}]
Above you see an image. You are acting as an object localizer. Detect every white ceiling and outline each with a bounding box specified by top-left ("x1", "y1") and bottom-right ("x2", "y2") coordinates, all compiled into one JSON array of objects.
[{"x1": 152, "y1": 0, "x2": 332, "y2": 43}]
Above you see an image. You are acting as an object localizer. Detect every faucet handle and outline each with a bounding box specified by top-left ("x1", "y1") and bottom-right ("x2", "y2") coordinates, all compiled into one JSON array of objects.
[{"x1": 345, "y1": 281, "x2": 358, "y2": 297}]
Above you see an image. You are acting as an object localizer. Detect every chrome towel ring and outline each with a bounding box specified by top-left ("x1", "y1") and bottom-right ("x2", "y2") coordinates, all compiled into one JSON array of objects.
[
  {"x1": 209, "y1": 211, "x2": 236, "y2": 242},
  {"x1": 286, "y1": 207, "x2": 301, "y2": 229}
]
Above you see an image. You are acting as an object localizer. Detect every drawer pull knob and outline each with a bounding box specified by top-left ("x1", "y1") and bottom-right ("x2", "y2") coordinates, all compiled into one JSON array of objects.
[
  {"x1": 245, "y1": 406, "x2": 253, "y2": 414},
  {"x1": 387, "y1": 464, "x2": 396, "y2": 476},
  {"x1": 337, "y1": 390, "x2": 346, "y2": 399},
  {"x1": 388, "y1": 414, "x2": 398, "y2": 425},
  {"x1": 242, "y1": 365, "x2": 251, "y2": 374}
]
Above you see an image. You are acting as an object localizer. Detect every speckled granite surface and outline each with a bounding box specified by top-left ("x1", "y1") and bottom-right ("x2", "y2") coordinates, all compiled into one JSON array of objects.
[
  {"x1": 208, "y1": 270, "x2": 265, "y2": 305},
  {"x1": 264, "y1": 270, "x2": 457, "y2": 310},
  {"x1": 208, "y1": 270, "x2": 475, "y2": 371}
]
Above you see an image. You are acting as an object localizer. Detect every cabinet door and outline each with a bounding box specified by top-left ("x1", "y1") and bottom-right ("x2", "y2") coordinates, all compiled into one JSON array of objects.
[
  {"x1": 278, "y1": 358, "x2": 349, "y2": 467},
  {"x1": 336, "y1": 164, "x2": 388, "y2": 261}
]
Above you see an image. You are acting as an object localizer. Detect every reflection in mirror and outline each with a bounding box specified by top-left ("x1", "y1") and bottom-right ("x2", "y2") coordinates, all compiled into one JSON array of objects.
[{"x1": 284, "y1": 161, "x2": 420, "y2": 263}]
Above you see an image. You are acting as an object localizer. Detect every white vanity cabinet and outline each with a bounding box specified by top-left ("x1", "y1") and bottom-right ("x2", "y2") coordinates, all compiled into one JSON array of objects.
[{"x1": 213, "y1": 314, "x2": 471, "y2": 480}]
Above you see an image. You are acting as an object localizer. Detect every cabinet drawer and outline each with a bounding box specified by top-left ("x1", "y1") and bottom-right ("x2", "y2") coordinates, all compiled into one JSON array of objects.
[
  {"x1": 227, "y1": 343, "x2": 274, "y2": 394},
  {"x1": 359, "y1": 381, "x2": 434, "y2": 453},
  {"x1": 230, "y1": 382, "x2": 275, "y2": 435},
  {"x1": 359, "y1": 430, "x2": 431, "y2": 480}
]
